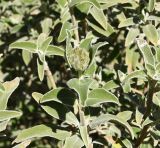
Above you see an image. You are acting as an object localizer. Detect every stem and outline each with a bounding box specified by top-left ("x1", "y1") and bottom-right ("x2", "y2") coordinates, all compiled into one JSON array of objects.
[
  {"x1": 44, "y1": 62, "x2": 57, "y2": 89},
  {"x1": 67, "y1": 1, "x2": 80, "y2": 44},
  {"x1": 143, "y1": 79, "x2": 156, "y2": 121},
  {"x1": 135, "y1": 79, "x2": 156, "y2": 147}
]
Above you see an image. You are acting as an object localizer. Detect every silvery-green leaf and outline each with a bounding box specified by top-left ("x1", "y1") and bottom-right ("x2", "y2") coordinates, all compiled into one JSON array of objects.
[
  {"x1": 10, "y1": 41, "x2": 37, "y2": 53},
  {"x1": 46, "y1": 45, "x2": 64, "y2": 56},
  {"x1": 22, "y1": 50, "x2": 32, "y2": 65},
  {"x1": 89, "y1": 6, "x2": 114, "y2": 34},
  {"x1": 40, "y1": 88, "x2": 76, "y2": 106},
  {"x1": 135, "y1": 108, "x2": 143, "y2": 126},
  {"x1": 122, "y1": 139, "x2": 133, "y2": 148},
  {"x1": 69, "y1": 0, "x2": 100, "y2": 9},
  {"x1": 0, "y1": 77, "x2": 20, "y2": 110},
  {"x1": 13, "y1": 124, "x2": 71, "y2": 144},
  {"x1": 137, "y1": 39, "x2": 155, "y2": 66},
  {"x1": 143, "y1": 24, "x2": 159, "y2": 45},
  {"x1": 87, "y1": 20, "x2": 113, "y2": 37},
  {"x1": 117, "y1": 111, "x2": 132, "y2": 121},
  {"x1": 122, "y1": 70, "x2": 146, "y2": 84},
  {"x1": 40, "y1": 37, "x2": 53, "y2": 53},
  {"x1": 67, "y1": 78, "x2": 94, "y2": 105},
  {"x1": 37, "y1": 59, "x2": 45, "y2": 81},
  {"x1": 148, "y1": 0, "x2": 156, "y2": 12},
  {"x1": 90, "y1": 114, "x2": 134, "y2": 139},
  {"x1": 41, "y1": 18, "x2": 52, "y2": 34},
  {"x1": 58, "y1": 21, "x2": 72, "y2": 42},
  {"x1": 63, "y1": 135, "x2": 84, "y2": 148},
  {"x1": 79, "y1": 126, "x2": 90, "y2": 147},
  {"x1": 125, "y1": 28, "x2": 139, "y2": 47},
  {"x1": 118, "y1": 18, "x2": 134, "y2": 28},
  {"x1": 32, "y1": 92, "x2": 79, "y2": 126},
  {"x1": 103, "y1": 80, "x2": 119, "y2": 90},
  {"x1": 37, "y1": 33, "x2": 47, "y2": 50},
  {"x1": 0, "y1": 120, "x2": 9, "y2": 132},
  {"x1": 155, "y1": 47, "x2": 160, "y2": 62},
  {"x1": 85, "y1": 88, "x2": 120, "y2": 106},
  {"x1": 0, "y1": 110, "x2": 22, "y2": 122},
  {"x1": 146, "y1": 63, "x2": 155, "y2": 77}
]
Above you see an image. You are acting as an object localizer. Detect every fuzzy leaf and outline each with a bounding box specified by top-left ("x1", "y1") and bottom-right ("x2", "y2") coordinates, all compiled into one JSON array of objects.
[
  {"x1": 13, "y1": 124, "x2": 71, "y2": 143},
  {"x1": 67, "y1": 78, "x2": 94, "y2": 105},
  {"x1": 85, "y1": 88, "x2": 120, "y2": 106},
  {"x1": 0, "y1": 77, "x2": 20, "y2": 110},
  {"x1": 148, "y1": 0, "x2": 156, "y2": 12},
  {"x1": 125, "y1": 28, "x2": 139, "y2": 47},
  {"x1": 137, "y1": 39, "x2": 155, "y2": 65},
  {"x1": 90, "y1": 114, "x2": 134, "y2": 139},
  {"x1": 37, "y1": 59, "x2": 45, "y2": 81},
  {"x1": 63, "y1": 135, "x2": 84, "y2": 148},
  {"x1": 143, "y1": 24, "x2": 159, "y2": 45},
  {"x1": 0, "y1": 110, "x2": 21, "y2": 121},
  {"x1": 46, "y1": 45, "x2": 64, "y2": 56},
  {"x1": 10, "y1": 41, "x2": 37, "y2": 53}
]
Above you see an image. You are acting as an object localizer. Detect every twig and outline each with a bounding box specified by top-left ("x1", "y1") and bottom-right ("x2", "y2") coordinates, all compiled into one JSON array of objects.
[
  {"x1": 44, "y1": 62, "x2": 57, "y2": 89},
  {"x1": 67, "y1": 0, "x2": 80, "y2": 44},
  {"x1": 135, "y1": 79, "x2": 156, "y2": 147}
]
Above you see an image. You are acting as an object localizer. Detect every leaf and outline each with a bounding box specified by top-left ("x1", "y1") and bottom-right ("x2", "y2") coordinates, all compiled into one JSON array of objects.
[
  {"x1": 90, "y1": 114, "x2": 134, "y2": 139},
  {"x1": 143, "y1": 24, "x2": 159, "y2": 45},
  {"x1": 69, "y1": 0, "x2": 100, "y2": 9},
  {"x1": 80, "y1": 37, "x2": 92, "y2": 50},
  {"x1": 0, "y1": 120, "x2": 9, "y2": 132},
  {"x1": 10, "y1": 41, "x2": 37, "y2": 53},
  {"x1": 40, "y1": 37, "x2": 53, "y2": 53},
  {"x1": 13, "y1": 124, "x2": 71, "y2": 143},
  {"x1": 0, "y1": 110, "x2": 22, "y2": 122},
  {"x1": 37, "y1": 33, "x2": 47, "y2": 49},
  {"x1": 118, "y1": 18, "x2": 134, "y2": 28},
  {"x1": 155, "y1": 47, "x2": 160, "y2": 62},
  {"x1": 67, "y1": 78, "x2": 94, "y2": 105},
  {"x1": 63, "y1": 135, "x2": 84, "y2": 148},
  {"x1": 87, "y1": 20, "x2": 113, "y2": 37},
  {"x1": 125, "y1": 28, "x2": 139, "y2": 47},
  {"x1": 40, "y1": 88, "x2": 76, "y2": 106},
  {"x1": 79, "y1": 126, "x2": 90, "y2": 147},
  {"x1": 37, "y1": 59, "x2": 45, "y2": 81},
  {"x1": 41, "y1": 18, "x2": 52, "y2": 34},
  {"x1": 137, "y1": 39, "x2": 155, "y2": 66},
  {"x1": 117, "y1": 111, "x2": 132, "y2": 121},
  {"x1": 22, "y1": 50, "x2": 32, "y2": 65},
  {"x1": 85, "y1": 88, "x2": 120, "y2": 106},
  {"x1": 135, "y1": 108, "x2": 143, "y2": 126},
  {"x1": 90, "y1": 42, "x2": 107, "y2": 66},
  {"x1": 56, "y1": 0, "x2": 67, "y2": 7},
  {"x1": 32, "y1": 92, "x2": 79, "y2": 126},
  {"x1": 122, "y1": 139, "x2": 133, "y2": 148},
  {"x1": 103, "y1": 80, "x2": 119, "y2": 90},
  {"x1": 0, "y1": 77, "x2": 20, "y2": 110},
  {"x1": 58, "y1": 21, "x2": 72, "y2": 42},
  {"x1": 13, "y1": 140, "x2": 31, "y2": 148},
  {"x1": 46, "y1": 45, "x2": 64, "y2": 56},
  {"x1": 148, "y1": 0, "x2": 156, "y2": 12},
  {"x1": 0, "y1": 82, "x2": 5, "y2": 92},
  {"x1": 89, "y1": 6, "x2": 114, "y2": 34},
  {"x1": 122, "y1": 70, "x2": 146, "y2": 84},
  {"x1": 146, "y1": 63, "x2": 155, "y2": 77}
]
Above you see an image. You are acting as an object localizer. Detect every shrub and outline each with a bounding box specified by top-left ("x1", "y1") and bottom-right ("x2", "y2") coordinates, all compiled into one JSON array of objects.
[{"x1": 1, "y1": 0, "x2": 160, "y2": 147}]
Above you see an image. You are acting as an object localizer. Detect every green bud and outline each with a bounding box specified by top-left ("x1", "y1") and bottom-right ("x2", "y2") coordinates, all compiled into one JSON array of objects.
[{"x1": 68, "y1": 48, "x2": 90, "y2": 71}]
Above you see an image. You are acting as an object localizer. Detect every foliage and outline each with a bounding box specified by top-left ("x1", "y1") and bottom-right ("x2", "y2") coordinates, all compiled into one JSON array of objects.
[{"x1": 1, "y1": 0, "x2": 160, "y2": 147}]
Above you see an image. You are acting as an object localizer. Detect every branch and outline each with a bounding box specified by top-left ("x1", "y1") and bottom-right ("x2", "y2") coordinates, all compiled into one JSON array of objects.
[
  {"x1": 135, "y1": 79, "x2": 156, "y2": 147},
  {"x1": 45, "y1": 62, "x2": 57, "y2": 89}
]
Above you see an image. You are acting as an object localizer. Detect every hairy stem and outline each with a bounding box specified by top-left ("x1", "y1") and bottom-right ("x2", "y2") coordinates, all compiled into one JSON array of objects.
[
  {"x1": 45, "y1": 62, "x2": 57, "y2": 89},
  {"x1": 67, "y1": 1, "x2": 80, "y2": 44},
  {"x1": 135, "y1": 79, "x2": 156, "y2": 147}
]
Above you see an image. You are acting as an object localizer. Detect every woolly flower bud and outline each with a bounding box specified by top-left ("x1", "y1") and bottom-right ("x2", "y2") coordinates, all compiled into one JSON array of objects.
[{"x1": 68, "y1": 48, "x2": 90, "y2": 71}]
